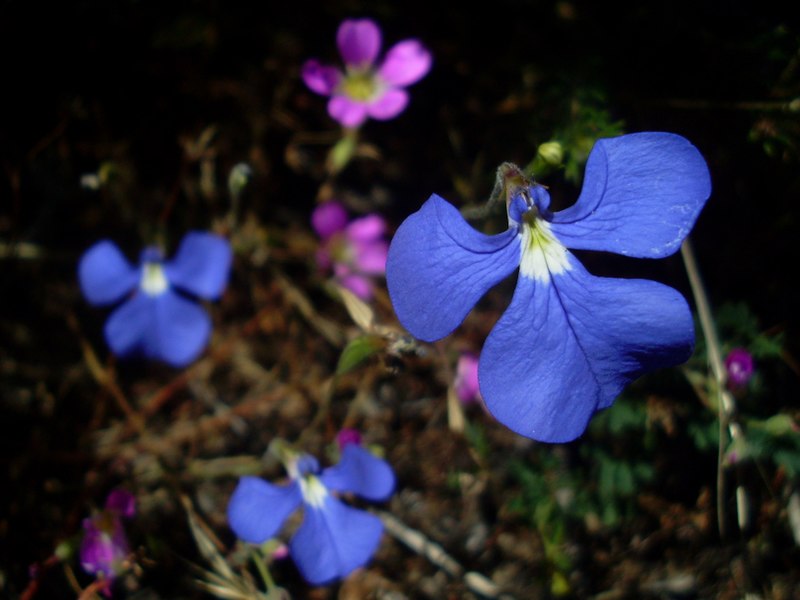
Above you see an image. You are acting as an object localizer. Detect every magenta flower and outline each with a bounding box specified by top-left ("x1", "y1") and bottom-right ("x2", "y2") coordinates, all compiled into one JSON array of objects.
[
  {"x1": 335, "y1": 428, "x2": 363, "y2": 450},
  {"x1": 312, "y1": 201, "x2": 388, "y2": 300},
  {"x1": 454, "y1": 352, "x2": 481, "y2": 405},
  {"x1": 302, "y1": 18, "x2": 431, "y2": 128},
  {"x1": 725, "y1": 347, "x2": 754, "y2": 388},
  {"x1": 80, "y1": 490, "x2": 136, "y2": 595}
]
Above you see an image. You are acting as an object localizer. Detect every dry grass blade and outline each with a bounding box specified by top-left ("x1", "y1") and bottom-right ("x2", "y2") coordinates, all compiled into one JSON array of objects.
[{"x1": 181, "y1": 495, "x2": 270, "y2": 599}]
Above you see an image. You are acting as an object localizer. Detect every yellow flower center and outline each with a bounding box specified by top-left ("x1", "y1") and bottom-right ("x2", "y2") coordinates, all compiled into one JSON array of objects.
[{"x1": 340, "y1": 70, "x2": 379, "y2": 102}]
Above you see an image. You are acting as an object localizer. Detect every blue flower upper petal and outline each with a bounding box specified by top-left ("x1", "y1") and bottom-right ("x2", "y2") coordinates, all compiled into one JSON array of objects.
[
  {"x1": 78, "y1": 240, "x2": 139, "y2": 306},
  {"x1": 103, "y1": 290, "x2": 212, "y2": 367},
  {"x1": 227, "y1": 476, "x2": 302, "y2": 544},
  {"x1": 163, "y1": 232, "x2": 232, "y2": 300},
  {"x1": 550, "y1": 132, "x2": 711, "y2": 258},
  {"x1": 320, "y1": 445, "x2": 395, "y2": 501},
  {"x1": 289, "y1": 494, "x2": 384, "y2": 585},
  {"x1": 479, "y1": 255, "x2": 694, "y2": 443},
  {"x1": 386, "y1": 194, "x2": 520, "y2": 341}
]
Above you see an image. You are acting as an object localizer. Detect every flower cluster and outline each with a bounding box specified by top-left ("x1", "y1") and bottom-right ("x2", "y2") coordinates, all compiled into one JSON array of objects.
[
  {"x1": 312, "y1": 201, "x2": 389, "y2": 300},
  {"x1": 387, "y1": 132, "x2": 711, "y2": 443},
  {"x1": 302, "y1": 18, "x2": 431, "y2": 128},
  {"x1": 227, "y1": 439, "x2": 395, "y2": 585},
  {"x1": 78, "y1": 232, "x2": 232, "y2": 367},
  {"x1": 80, "y1": 489, "x2": 136, "y2": 595}
]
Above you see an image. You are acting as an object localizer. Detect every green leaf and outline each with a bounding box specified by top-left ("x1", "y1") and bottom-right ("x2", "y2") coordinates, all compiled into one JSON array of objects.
[{"x1": 335, "y1": 335, "x2": 385, "y2": 375}]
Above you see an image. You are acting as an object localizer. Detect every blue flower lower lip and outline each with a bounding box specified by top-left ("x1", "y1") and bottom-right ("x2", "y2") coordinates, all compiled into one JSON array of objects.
[{"x1": 386, "y1": 132, "x2": 711, "y2": 443}]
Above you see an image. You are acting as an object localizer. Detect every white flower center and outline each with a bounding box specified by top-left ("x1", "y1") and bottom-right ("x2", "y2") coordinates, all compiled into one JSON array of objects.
[
  {"x1": 299, "y1": 475, "x2": 328, "y2": 508},
  {"x1": 140, "y1": 262, "x2": 169, "y2": 296},
  {"x1": 518, "y1": 219, "x2": 571, "y2": 283}
]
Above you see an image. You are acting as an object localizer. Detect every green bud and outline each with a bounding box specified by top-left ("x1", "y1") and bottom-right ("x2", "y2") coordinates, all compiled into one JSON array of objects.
[{"x1": 537, "y1": 141, "x2": 564, "y2": 166}]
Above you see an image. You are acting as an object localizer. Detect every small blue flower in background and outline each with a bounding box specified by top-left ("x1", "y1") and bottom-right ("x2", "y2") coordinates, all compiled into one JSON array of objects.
[
  {"x1": 227, "y1": 440, "x2": 395, "y2": 586},
  {"x1": 79, "y1": 231, "x2": 232, "y2": 367},
  {"x1": 387, "y1": 132, "x2": 711, "y2": 443}
]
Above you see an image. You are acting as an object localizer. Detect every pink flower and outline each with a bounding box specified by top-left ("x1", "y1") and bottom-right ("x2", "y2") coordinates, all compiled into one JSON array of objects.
[
  {"x1": 454, "y1": 352, "x2": 481, "y2": 405},
  {"x1": 302, "y1": 18, "x2": 432, "y2": 128},
  {"x1": 725, "y1": 347, "x2": 754, "y2": 388},
  {"x1": 80, "y1": 490, "x2": 136, "y2": 595},
  {"x1": 312, "y1": 201, "x2": 388, "y2": 300}
]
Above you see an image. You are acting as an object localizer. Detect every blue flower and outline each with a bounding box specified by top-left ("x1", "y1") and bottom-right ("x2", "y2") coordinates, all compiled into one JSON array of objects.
[
  {"x1": 227, "y1": 444, "x2": 395, "y2": 586},
  {"x1": 78, "y1": 231, "x2": 232, "y2": 367},
  {"x1": 386, "y1": 132, "x2": 711, "y2": 443}
]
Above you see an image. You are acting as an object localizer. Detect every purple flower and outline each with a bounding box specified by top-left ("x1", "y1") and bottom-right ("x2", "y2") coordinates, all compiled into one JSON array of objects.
[
  {"x1": 387, "y1": 133, "x2": 711, "y2": 443},
  {"x1": 227, "y1": 445, "x2": 395, "y2": 586},
  {"x1": 455, "y1": 352, "x2": 481, "y2": 405},
  {"x1": 725, "y1": 347, "x2": 754, "y2": 388},
  {"x1": 312, "y1": 201, "x2": 388, "y2": 300},
  {"x1": 80, "y1": 490, "x2": 136, "y2": 594},
  {"x1": 302, "y1": 18, "x2": 431, "y2": 128},
  {"x1": 78, "y1": 232, "x2": 232, "y2": 367}
]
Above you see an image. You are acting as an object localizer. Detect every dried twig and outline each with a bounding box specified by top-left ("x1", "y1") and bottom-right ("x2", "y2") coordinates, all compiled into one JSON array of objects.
[{"x1": 377, "y1": 510, "x2": 515, "y2": 599}]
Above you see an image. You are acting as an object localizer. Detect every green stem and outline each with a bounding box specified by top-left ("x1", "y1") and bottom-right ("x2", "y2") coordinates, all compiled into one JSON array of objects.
[{"x1": 251, "y1": 548, "x2": 276, "y2": 593}]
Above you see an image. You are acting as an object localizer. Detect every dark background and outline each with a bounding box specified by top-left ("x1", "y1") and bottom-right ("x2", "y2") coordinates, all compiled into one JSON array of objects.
[{"x1": 2, "y1": 1, "x2": 799, "y2": 597}]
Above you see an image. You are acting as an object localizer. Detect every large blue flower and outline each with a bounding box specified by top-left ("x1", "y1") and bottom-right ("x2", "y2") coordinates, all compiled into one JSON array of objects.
[
  {"x1": 227, "y1": 444, "x2": 395, "y2": 586},
  {"x1": 78, "y1": 231, "x2": 232, "y2": 367},
  {"x1": 386, "y1": 132, "x2": 711, "y2": 443}
]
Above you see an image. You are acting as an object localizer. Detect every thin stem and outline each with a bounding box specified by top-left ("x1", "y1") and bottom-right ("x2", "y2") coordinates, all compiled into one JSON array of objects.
[
  {"x1": 681, "y1": 238, "x2": 747, "y2": 537},
  {"x1": 251, "y1": 548, "x2": 277, "y2": 593}
]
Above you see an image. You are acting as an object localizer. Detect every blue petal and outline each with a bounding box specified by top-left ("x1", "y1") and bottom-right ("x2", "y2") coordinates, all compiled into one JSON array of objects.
[
  {"x1": 227, "y1": 477, "x2": 302, "y2": 544},
  {"x1": 78, "y1": 240, "x2": 138, "y2": 306},
  {"x1": 479, "y1": 256, "x2": 694, "y2": 443},
  {"x1": 320, "y1": 445, "x2": 395, "y2": 501},
  {"x1": 163, "y1": 232, "x2": 232, "y2": 300},
  {"x1": 386, "y1": 194, "x2": 521, "y2": 342},
  {"x1": 290, "y1": 495, "x2": 383, "y2": 585},
  {"x1": 103, "y1": 290, "x2": 212, "y2": 367},
  {"x1": 550, "y1": 132, "x2": 711, "y2": 258}
]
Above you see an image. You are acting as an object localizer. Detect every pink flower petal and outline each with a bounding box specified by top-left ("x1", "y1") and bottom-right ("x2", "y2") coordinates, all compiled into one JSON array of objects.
[
  {"x1": 312, "y1": 201, "x2": 349, "y2": 239},
  {"x1": 301, "y1": 60, "x2": 341, "y2": 96},
  {"x1": 337, "y1": 19, "x2": 382, "y2": 67},
  {"x1": 104, "y1": 489, "x2": 136, "y2": 518},
  {"x1": 328, "y1": 96, "x2": 369, "y2": 128},
  {"x1": 455, "y1": 353, "x2": 481, "y2": 405},
  {"x1": 339, "y1": 273, "x2": 373, "y2": 300},
  {"x1": 352, "y1": 240, "x2": 388, "y2": 275},
  {"x1": 345, "y1": 214, "x2": 387, "y2": 241},
  {"x1": 378, "y1": 40, "x2": 432, "y2": 86},
  {"x1": 366, "y1": 88, "x2": 409, "y2": 121}
]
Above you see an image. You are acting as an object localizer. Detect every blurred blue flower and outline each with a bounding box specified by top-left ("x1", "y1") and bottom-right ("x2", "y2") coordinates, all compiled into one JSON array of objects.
[
  {"x1": 387, "y1": 132, "x2": 711, "y2": 443},
  {"x1": 227, "y1": 443, "x2": 395, "y2": 586},
  {"x1": 79, "y1": 232, "x2": 232, "y2": 367}
]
